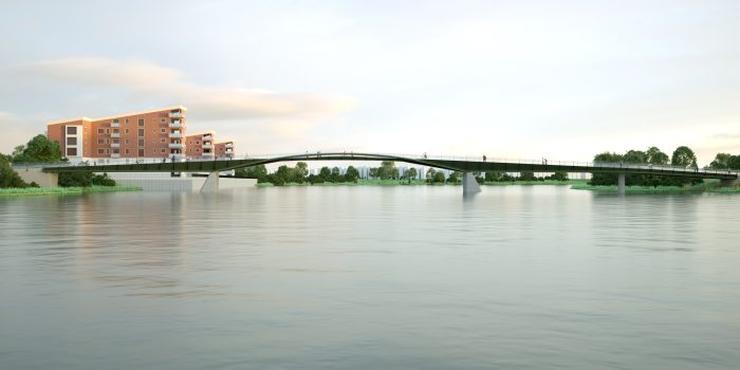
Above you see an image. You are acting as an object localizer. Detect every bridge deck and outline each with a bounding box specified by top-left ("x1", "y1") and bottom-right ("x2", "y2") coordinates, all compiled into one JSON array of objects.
[{"x1": 38, "y1": 152, "x2": 739, "y2": 180}]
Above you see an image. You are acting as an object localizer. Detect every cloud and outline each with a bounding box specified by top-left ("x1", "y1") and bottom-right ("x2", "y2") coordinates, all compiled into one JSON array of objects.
[
  {"x1": 0, "y1": 112, "x2": 43, "y2": 154},
  {"x1": 19, "y1": 57, "x2": 354, "y2": 121}
]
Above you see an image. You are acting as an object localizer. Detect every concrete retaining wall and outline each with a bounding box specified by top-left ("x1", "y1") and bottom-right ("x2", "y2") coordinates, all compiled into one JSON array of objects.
[
  {"x1": 12, "y1": 166, "x2": 58, "y2": 187},
  {"x1": 107, "y1": 172, "x2": 256, "y2": 191}
]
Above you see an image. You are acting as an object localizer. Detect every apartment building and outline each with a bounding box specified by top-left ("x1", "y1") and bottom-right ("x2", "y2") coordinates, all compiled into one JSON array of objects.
[
  {"x1": 214, "y1": 141, "x2": 235, "y2": 159},
  {"x1": 47, "y1": 106, "x2": 187, "y2": 160},
  {"x1": 185, "y1": 132, "x2": 215, "y2": 158}
]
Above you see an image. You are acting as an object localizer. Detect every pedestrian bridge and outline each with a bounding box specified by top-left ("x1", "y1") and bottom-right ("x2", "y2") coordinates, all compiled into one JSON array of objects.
[{"x1": 40, "y1": 152, "x2": 740, "y2": 195}]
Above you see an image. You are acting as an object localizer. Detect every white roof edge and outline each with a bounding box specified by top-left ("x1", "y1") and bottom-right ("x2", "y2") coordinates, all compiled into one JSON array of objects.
[{"x1": 47, "y1": 105, "x2": 187, "y2": 125}]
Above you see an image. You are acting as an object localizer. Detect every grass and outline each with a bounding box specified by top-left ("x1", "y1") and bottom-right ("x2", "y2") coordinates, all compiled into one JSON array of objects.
[
  {"x1": 482, "y1": 179, "x2": 587, "y2": 186},
  {"x1": 0, "y1": 185, "x2": 141, "y2": 197},
  {"x1": 255, "y1": 179, "x2": 590, "y2": 187},
  {"x1": 570, "y1": 181, "x2": 740, "y2": 194}
]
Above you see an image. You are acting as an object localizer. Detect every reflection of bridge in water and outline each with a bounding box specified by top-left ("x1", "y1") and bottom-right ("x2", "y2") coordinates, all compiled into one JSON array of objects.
[{"x1": 41, "y1": 152, "x2": 740, "y2": 195}]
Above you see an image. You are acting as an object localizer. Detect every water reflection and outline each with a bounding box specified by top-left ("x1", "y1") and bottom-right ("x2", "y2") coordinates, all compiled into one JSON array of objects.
[{"x1": 1, "y1": 186, "x2": 739, "y2": 370}]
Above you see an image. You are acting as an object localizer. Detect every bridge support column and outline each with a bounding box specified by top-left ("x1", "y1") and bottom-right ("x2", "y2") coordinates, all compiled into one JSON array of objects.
[
  {"x1": 200, "y1": 171, "x2": 220, "y2": 192},
  {"x1": 617, "y1": 173, "x2": 626, "y2": 196},
  {"x1": 463, "y1": 172, "x2": 481, "y2": 196}
]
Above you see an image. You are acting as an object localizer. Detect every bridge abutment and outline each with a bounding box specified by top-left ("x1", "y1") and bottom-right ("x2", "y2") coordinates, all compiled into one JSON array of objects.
[
  {"x1": 462, "y1": 172, "x2": 481, "y2": 196},
  {"x1": 200, "y1": 171, "x2": 220, "y2": 192},
  {"x1": 617, "y1": 173, "x2": 626, "y2": 196}
]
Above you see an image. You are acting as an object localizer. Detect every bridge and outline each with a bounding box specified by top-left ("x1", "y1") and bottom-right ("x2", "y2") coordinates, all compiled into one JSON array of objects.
[{"x1": 39, "y1": 152, "x2": 740, "y2": 195}]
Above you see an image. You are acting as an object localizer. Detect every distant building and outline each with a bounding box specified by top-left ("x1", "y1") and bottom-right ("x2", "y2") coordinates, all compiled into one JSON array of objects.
[{"x1": 46, "y1": 106, "x2": 236, "y2": 161}]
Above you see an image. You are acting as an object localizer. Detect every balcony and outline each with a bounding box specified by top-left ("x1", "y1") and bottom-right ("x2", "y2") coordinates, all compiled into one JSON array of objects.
[
  {"x1": 202, "y1": 143, "x2": 213, "y2": 149},
  {"x1": 169, "y1": 112, "x2": 183, "y2": 119},
  {"x1": 203, "y1": 134, "x2": 213, "y2": 141},
  {"x1": 169, "y1": 143, "x2": 183, "y2": 149},
  {"x1": 111, "y1": 153, "x2": 120, "y2": 158},
  {"x1": 111, "y1": 143, "x2": 120, "y2": 148},
  {"x1": 169, "y1": 121, "x2": 181, "y2": 129},
  {"x1": 170, "y1": 131, "x2": 182, "y2": 138},
  {"x1": 111, "y1": 121, "x2": 120, "y2": 128},
  {"x1": 201, "y1": 152, "x2": 215, "y2": 157},
  {"x1": 111, "y1": 132, "x2": 120, "y2": 138},
  {"x1": 225, "y1": 143, "x2": 234, "y2": 148}
]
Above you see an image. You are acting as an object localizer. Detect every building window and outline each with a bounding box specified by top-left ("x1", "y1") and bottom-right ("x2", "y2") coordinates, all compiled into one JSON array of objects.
[
  {"x1": 125, "y1": 129, "x2": 129, "y2": 134},
  {"x1": 125, "y1": 149, "x2": 130, "y2": 154},
  {"x1": 161, "y1": 118, "x2": 165, "y2": 123},
  {"x1": 66, "y1": 126, "x2": 77, "y2": 135},
  {"x1": 138, "y1": 139, "x2": 145, "y2": 146},
  {"x1": 196, "y1": 141, "x2": 200, "y2": 144},
  {"x1": 112, "y1": 149, "x2": 120, "y2": 154},
  {"x1": 98, "y1": 139, "x2": 105, "y2": 144},
  {"x1": 138, "y1": 149, "x2": 145, "y2": 156},
  {"x1": 125, "y1": 139, "x2": 129, "y2": 144},
  {"x1": 160, "y1": 128, "x2": 166, "y2": 133},
  {"x1": 98, "y1": 128, "x2": 105, "y2": 134},
  {"x1": 159, "y1": 138, "x2": 165, "y2": 143},
  {"x1": 138, "y1": 118, "x2": 144, "y2": 126},
  {"x1": 161, "y1": 148, "x2": 166, "y2": 153},
  {"x1": 138, "y1": 129, "x2": 144, "y2": 136},
  {"x1": 66, "y1": 148, "x2": 77, "y2": 156},
  {"x1": 66, "y1": 137, "x2": 77, "y2": 145},
  {"x1": 98, "y1": 149, "x2": 105, "y2": 155},
  {"x1": 112, "y1": 138, "x2": 119, "y2": 144}
]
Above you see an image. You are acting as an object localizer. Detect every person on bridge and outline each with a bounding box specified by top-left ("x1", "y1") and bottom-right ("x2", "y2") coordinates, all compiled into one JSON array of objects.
[{"x1": 483, "y1": 155, "x2": 487, "y2": 162}]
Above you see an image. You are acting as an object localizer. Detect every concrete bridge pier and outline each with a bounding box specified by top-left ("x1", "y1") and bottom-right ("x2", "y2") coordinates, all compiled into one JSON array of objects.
[
  {"x1": 462, "y1": 172, "x2": 481, "y2": 196},
  {"x1": 617, "y1": 173, "x2": 626, "y2": 196},
  {"x1": 200, "y1": 171, "x2": 220, "y2": 192}
]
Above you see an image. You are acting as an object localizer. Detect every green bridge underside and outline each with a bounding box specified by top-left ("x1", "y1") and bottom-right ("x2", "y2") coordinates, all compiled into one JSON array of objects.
[{"x1": 42, "y1": 153, "x2": 738, "y2": 180}]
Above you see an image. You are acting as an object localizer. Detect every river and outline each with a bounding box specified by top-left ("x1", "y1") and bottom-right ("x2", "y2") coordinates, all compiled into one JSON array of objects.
[{"x1": 1, "y1": 186, "x2": 739, "y2": 369}]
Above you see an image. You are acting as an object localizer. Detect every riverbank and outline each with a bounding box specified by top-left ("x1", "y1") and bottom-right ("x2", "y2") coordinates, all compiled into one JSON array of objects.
[
  {"x1": 0, "y1": 186, "x2": 141, "y2": 197},
  {"x1": 571, "y1": 181, "x2": 740, "y2": 194}
]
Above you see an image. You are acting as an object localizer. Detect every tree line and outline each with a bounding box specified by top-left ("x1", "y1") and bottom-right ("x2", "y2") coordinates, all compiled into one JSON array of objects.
[{"x1": 589, "y1": 146, "x2": 705, "y2": 186}]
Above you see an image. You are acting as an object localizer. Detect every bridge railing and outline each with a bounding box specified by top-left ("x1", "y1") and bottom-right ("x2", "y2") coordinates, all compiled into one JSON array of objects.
[{"x1": 29, "y1": 151, "x2": 740, "y2": 176}]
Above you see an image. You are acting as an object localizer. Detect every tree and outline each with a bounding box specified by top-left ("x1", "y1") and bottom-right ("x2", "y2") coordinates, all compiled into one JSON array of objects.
[
  {"x1": 432, "y1": 171, "x2": 446, "y2": 183},
  {"x1": 58, "y1": 171, "x2": 94, "y2": 187},
  {"x1": 426, "y1": 168, "x2": 437, "y2": 183},
  {"x1": 623, "y1": 150, "x2": 648, "y2": 185},
  {"x1": 295, "y1": 162, "x2": 308, "y2": 178},
  {"x1": 405, "y1": 167, "x2": 417, "y2": 183},
  {"x1": 345, "y1": 166, "x2": 360, "y2": 183},
  {"x1": 729, "y1": 155, "x2": 740, "y2": 170},
  {"x1": 646, "y1": 147, "x2": 669, "y2": 165},
  {"x1": 671, "y1": 146, "x2": 698, "y2": 169},
  {"x1": 319, "y1": 166, "x2": 332, "y2": 181},
  {"x1": 13, "y1": 135, "x2": 62, "y2": 163},
  {"x1": 235, "y1": 164, "x2": 267, "y2": 180},
  {"x1": 519, "y1": 171, "x2": 536, "y2": 181},
  {"x1": 548, "y1": 171, "x2": 568, "y2": 181},
  {"x1": 590, "y1": 152, "x2": 623, "y2": 185},
  {"x1": 0, "y1": 156, "x2": 31, "y2": 188},
  {"x1": 447, "y1": 171, "x2": 461, "y2": 184},
  {"x1": 375, "y1": 161, "x2": 398, "y2": 180},
  {"x1": 330, "y1": 166, "x2": 342, "y2": 182},
  {"x1": 484, "y1": 171, "x2": 503, "y2": 182},
  {"x1": 709, "y1": 153, "x2": 732, "y2": 169}
]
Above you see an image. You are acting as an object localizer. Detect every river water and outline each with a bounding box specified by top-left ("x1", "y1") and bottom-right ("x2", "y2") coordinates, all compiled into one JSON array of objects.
[{"x1": 1, "y1": 186, "x2": 739, "y2": 369}]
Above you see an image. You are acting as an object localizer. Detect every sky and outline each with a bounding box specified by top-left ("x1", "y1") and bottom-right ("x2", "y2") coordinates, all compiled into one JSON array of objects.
[{"x1": 1, "y1": 0, "x2": 739, "y2": 165}]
